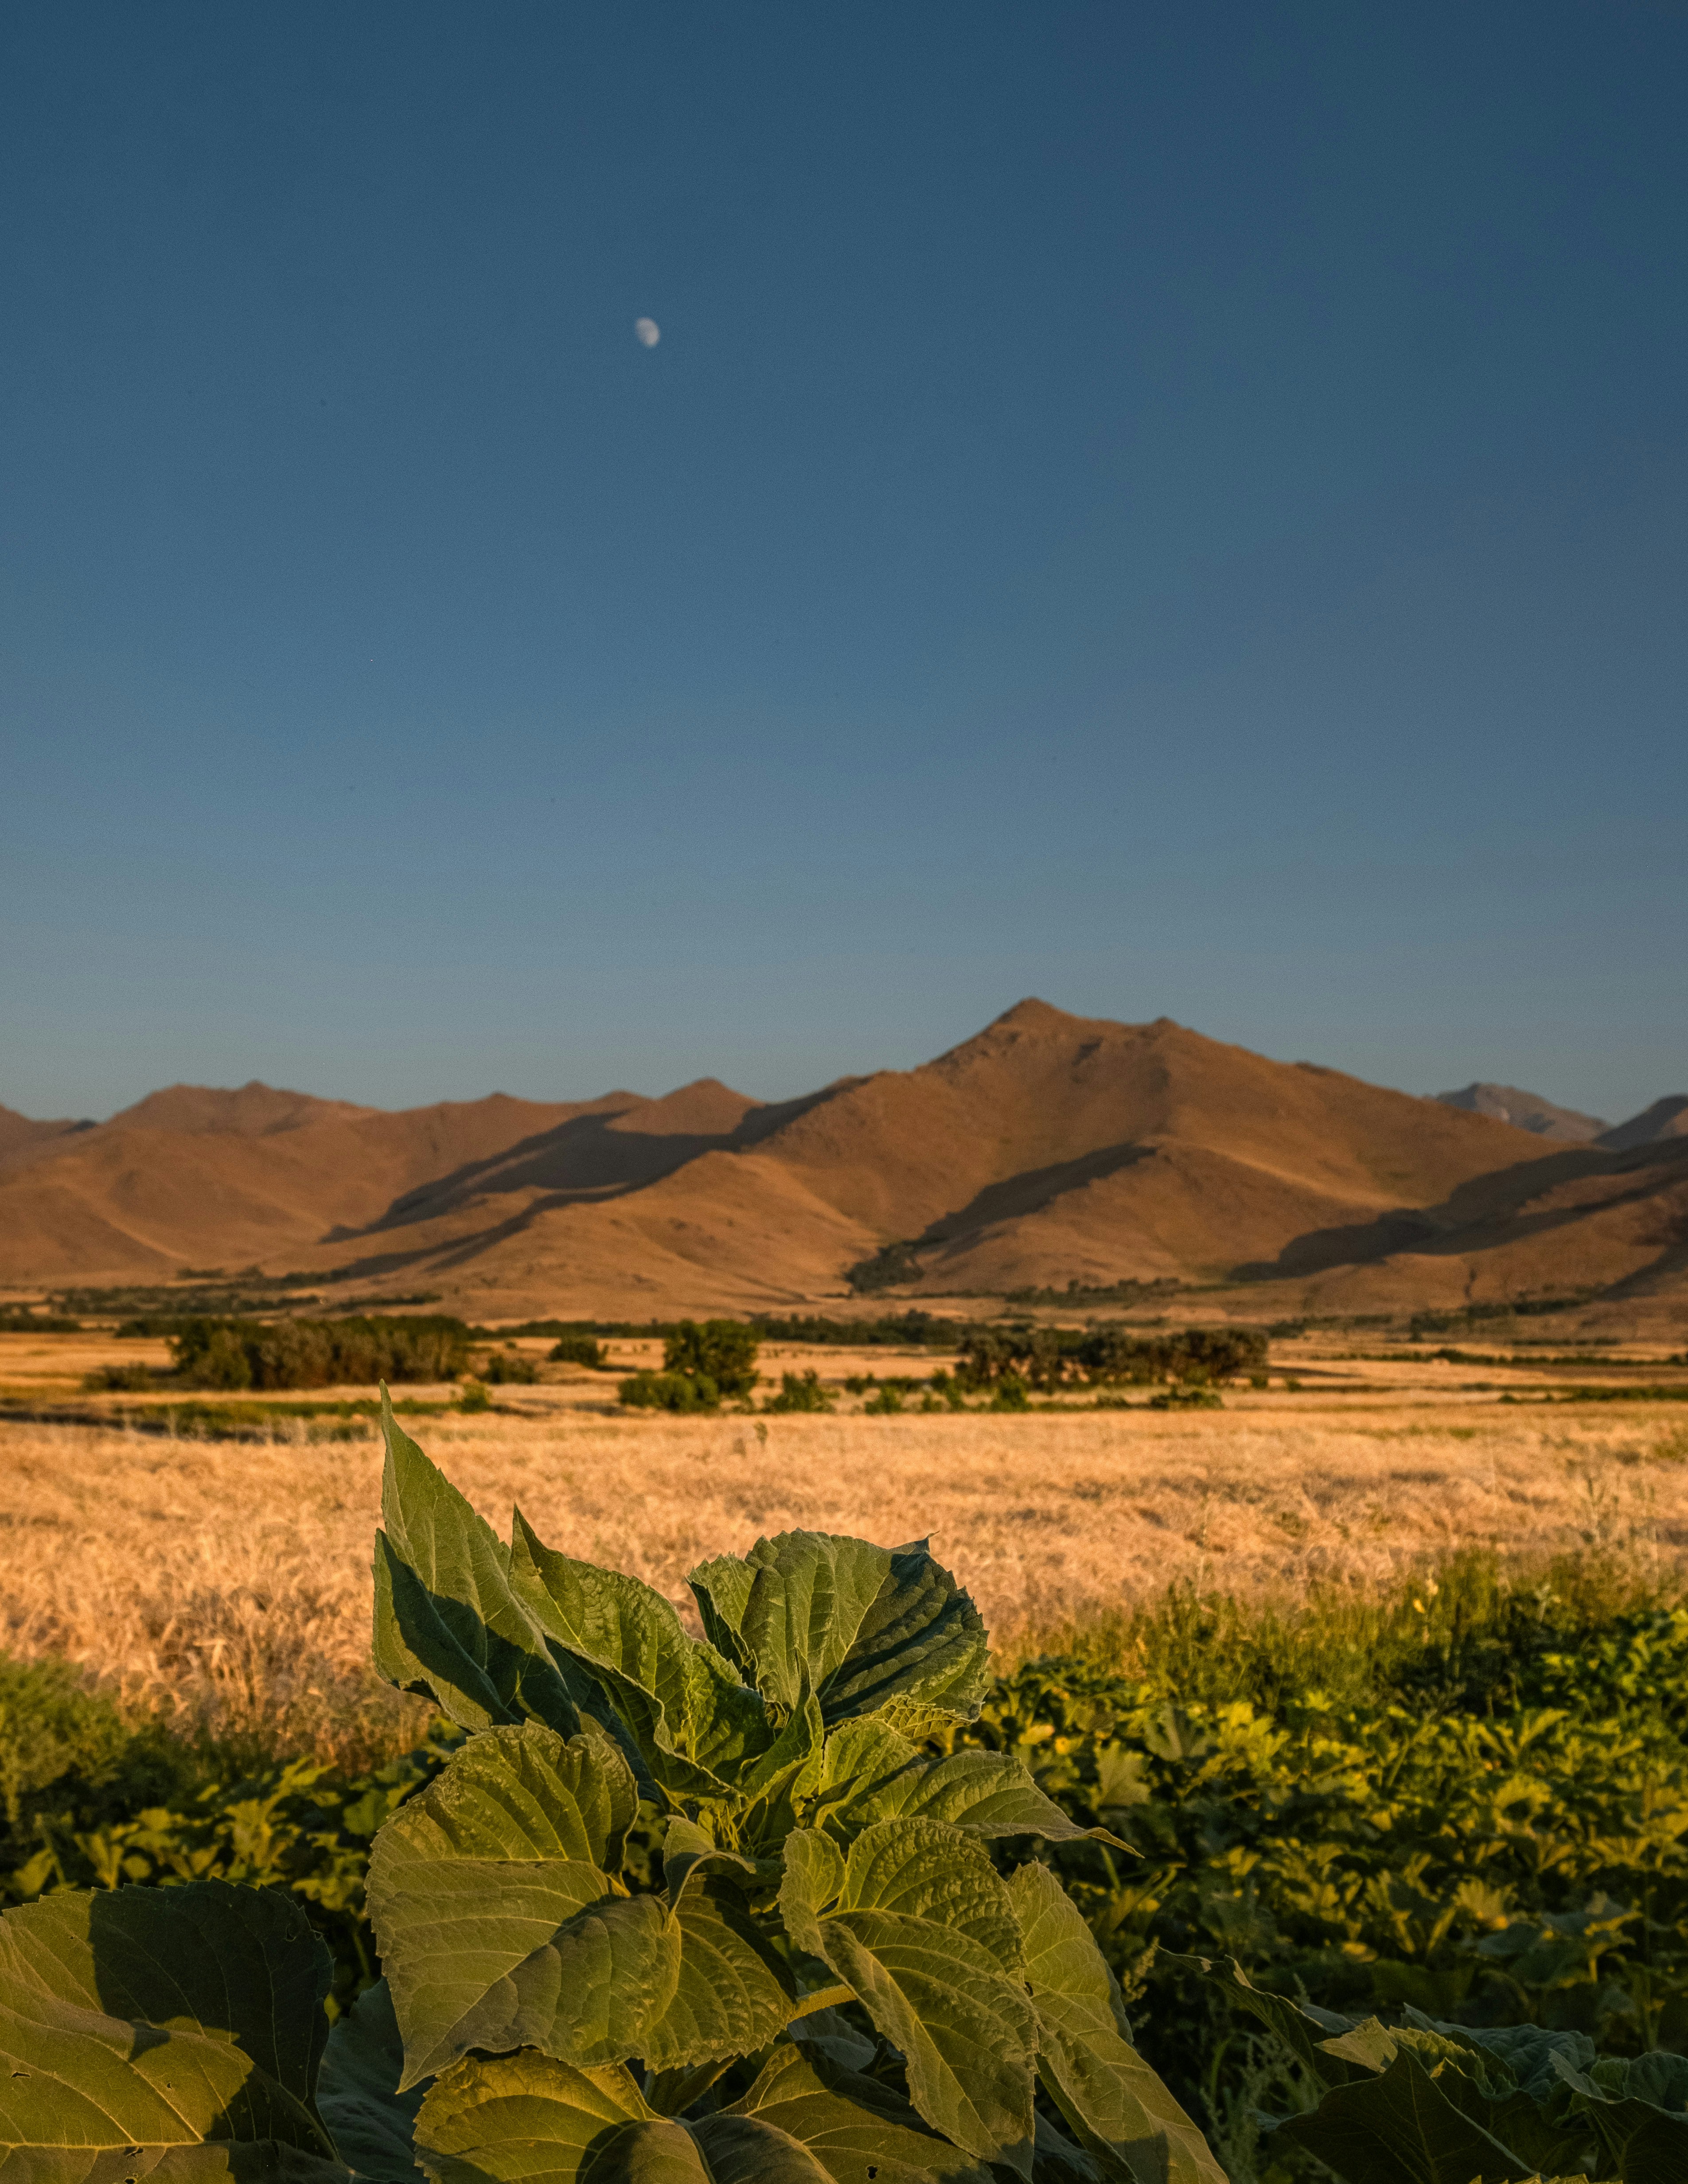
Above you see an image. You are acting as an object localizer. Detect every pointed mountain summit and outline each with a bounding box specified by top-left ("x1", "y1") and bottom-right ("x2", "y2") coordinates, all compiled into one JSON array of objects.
[
  {"x1": 1435, "y1": 1082, "x2": 1607, "y2": 1142},
  {"x1": 1, "y1": 1005, "x2": 1684, "y2": 1315}
]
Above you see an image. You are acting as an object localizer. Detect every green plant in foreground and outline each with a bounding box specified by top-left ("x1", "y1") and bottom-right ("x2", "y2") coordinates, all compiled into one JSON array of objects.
[
  {"x1": 1177, "y1": 1952, "x2": 1688, "y2": 2183},
  {"x1": 0, "y1": 1393, "x2": 1228, "y2": 2178}
]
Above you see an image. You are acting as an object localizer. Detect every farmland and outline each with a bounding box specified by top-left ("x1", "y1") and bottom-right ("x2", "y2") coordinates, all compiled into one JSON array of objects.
[{"x1": 4, "y1": 1321, "x2": 1688, "y2": 2176}]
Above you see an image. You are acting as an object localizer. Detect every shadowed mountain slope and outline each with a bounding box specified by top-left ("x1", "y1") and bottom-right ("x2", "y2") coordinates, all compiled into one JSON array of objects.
[
  {"x1": 0, "y1": 1104, "x2": 95, "y2": 1179},
  {"x1": 1, "y1": 1005, "x2": 1683, "y2": 1316},
  {"x1": 1600, "y1": 1095, "x2": 1688, "y2": 1153}
]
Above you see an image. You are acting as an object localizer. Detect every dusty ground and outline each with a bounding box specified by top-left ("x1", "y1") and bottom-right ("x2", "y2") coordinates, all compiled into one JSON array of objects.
[{"x1": 3, "y1": 1328, "x2": 1686, "y2": 1764}]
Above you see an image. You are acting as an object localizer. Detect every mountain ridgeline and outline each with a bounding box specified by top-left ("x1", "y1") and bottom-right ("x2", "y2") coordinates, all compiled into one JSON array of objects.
[{"x1": 1, "y1": 1003, "x2": 1684, "y2": 1320}]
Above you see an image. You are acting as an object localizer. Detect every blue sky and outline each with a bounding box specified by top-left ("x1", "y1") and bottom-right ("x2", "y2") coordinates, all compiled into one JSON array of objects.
[{"x1": 2, "y1": 2, "x2": 1683, "y2": 1124}]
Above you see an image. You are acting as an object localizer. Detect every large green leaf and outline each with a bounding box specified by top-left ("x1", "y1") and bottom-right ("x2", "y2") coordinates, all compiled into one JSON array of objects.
[
  {"x1": 370, "y1": 1729, "x2": 793, "y2": 2091},
  {"x1": 0, "y1": 1880, "x2": 341, "y2": 2173},
  {"x1": 1010, "y1": 1869, "x2": 1224, "y2": 2184},
  {"x1": 810, "y1": 1719, "x2": 1120, "y2": 1846},
  {"x1": 817, "y1": 1539, "x2": 988, "y2": 1725},
  {"x1": 1161, "y1": 1950, "x2": 1368, "y2": 2090},
  {"x1": 413, "y1": 2053, "x2": 656, "y2": 2180},
  {"x1": 1273, "y1": 2046, "x2": 1543, "y2": 2184},
  {"x1": 372, "y1": 1395, "x2": 585, "y2": 1737},
  {"x1": 368, "y1": 1723, "x2": 673, "y2": 2088},
  {"x1": 319, "y1": 1981, "x2": 425, "y2": 2182},
  {"x1": 689, "y1": 1534, "x2": 988, "y2": 1727},
  {"x1": 511, "y1": 1510, "x2": 772, "y2": 1799},
  {"x1": 635, "y1": 1820, "x2": 797, "y2": 2072},
  {"x1": 1549, "y1": 2048, "x2": 1688, "y2": 2183},
  {"x1": 729, "y1": 2040, "x2": 998, "y2": 2182},
  {"x1": 415, "y1": 2043, "x2": 996, "y2": 2184},
  {"x1": 778, "y1": 1818, "x2": 1036, "y2": 2176}
]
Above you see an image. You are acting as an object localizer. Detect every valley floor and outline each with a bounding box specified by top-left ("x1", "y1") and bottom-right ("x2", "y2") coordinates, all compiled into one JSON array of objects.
[{"x1": 2, "y1": 1382, "x2": 1684, "y2": 1763}]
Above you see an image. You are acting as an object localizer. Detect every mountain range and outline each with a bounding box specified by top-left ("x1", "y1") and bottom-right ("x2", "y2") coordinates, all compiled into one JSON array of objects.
[{"x1": 2, "y1": 1001, "x2": 1685, "y2": 1321}]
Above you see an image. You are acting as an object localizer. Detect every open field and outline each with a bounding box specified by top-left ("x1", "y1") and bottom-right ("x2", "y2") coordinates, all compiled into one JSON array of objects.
[{"x1": 4, "y1": 1369, "x2": 1687, "y2": 1764}]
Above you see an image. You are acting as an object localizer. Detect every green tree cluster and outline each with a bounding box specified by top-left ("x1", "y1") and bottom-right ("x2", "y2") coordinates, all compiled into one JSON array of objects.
[{"x1": 170, "y1": 1315, "x2": 474, "y2": 1390}]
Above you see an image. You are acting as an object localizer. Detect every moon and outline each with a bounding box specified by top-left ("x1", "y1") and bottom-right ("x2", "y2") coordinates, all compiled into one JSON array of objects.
[{"x1": 634, "y1": 317, "x2": 660, "y2": 347}]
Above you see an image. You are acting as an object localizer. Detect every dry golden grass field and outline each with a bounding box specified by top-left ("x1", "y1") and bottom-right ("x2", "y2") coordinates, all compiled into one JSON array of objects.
[{"x1": 4, "y1": 1318, "x2": 1687, "y2": 1766}]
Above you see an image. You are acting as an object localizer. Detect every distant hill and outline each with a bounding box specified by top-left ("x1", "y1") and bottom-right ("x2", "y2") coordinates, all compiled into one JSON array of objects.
[
  {"x1": 0, "y1": 1103, "x2": 95, "y2": 1178},
  {"x1": 1, "y1": 1007, "x2": 1684, "y2": 1320},
  {"x1": 1600, "y1": 1095, "x2": 1688, "y2": 1153},
  {"x1": 1435, "y1": 1082, "x2": 1607, "y2": 1142}
]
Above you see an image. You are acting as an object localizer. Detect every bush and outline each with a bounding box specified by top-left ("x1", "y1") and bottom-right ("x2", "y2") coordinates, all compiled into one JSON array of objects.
[
  {"x1": 843, "y1": 1239, "x2": 924, "y2": 1293},
  {"x1": 455, "y1": 1380, "x2": 491, "y2": 1414},
  {"x1": 618, "y1": 1370, "x2": 720, "y2": 1413},
  {"x1": 477, "y1": 1349, "x2": 538, "y2": 1386},
  {"x1": 955, "y1": 1323, "x2": 1267, "y2": 1394},
  {"x1": 862, "y1": 1383, "x2": 904, "y2": 1415},
  {"x1": 762, "y1": 1369, "x2": 834, "y2": 1413},
  {"x1": 661, "y1": 1317, "x2": 760, "y2": 1396},
  {"x1": 81, "y1": 1363, "x2": 159, "y2": 1392},
  {"x1": 0, "y1": 1399, "x2": 1231, "y2": 2177},
  {"x1": 988, "y1": 1370, "x2": 1032, "y2": 1412},
  {"x1": 1148, "y1": 1384, "x2": 1223, "y2": 1411},
  {"x1": 169, "y1": 1315, "x2": 474, "y2": 1391},
  {"x1": 547, "y1": 1334, "x2": 608, "y2": 1369}
]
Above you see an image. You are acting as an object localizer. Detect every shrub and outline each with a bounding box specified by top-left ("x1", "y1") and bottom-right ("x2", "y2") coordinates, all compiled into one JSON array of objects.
[
  {"x1": 956, "y1": 1324, "x2": 1267, "y2": 1394},
  {"x1": 843, "y1": 1238, "x2": 924, "y2": 1293},
  {"x1": 1148, "y1": 1384, "x2": 1223, "y2": 1411},
  {"x1": 863, "y1": 1383, "x2": 904, "y2": 1415},
  {"x1": 989, "y1": 1371, "x2": 1032, "y2": 1413},
  {"x1": 170, "y1": 1314, "x2": 473, "y2": 1391},
  {"x1": 618, "y1": 1369, "x2": 720, "y2": 1413},
  {"x1": 0, "y1": 1397, "x2": 1237, "y2": 2177},
  {"x1": 456, "y1": 1380, "x2": 491, "y2": 1414},
  {"x1": 477, "y1": 1350, "x2": 538, "y2": 1386},
  {"x1": 662, "y1": 1317, "x2": 760, "y2": 1396},
  {"x1": 548, "y1": 1334, "x2": 608, "y2": 1369},
  {"x1": 81, "y1": 1363, "x2": 159, "y2": 1392},
  {"x1": 762, "y1": 1369, "x2": 834, "y2": 1413}
]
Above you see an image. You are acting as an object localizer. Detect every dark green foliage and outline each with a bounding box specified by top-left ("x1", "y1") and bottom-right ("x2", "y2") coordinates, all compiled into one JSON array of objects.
[
  {"x1": 956, "y1": 1324, "x2": 1267, "y2": 1393},
  {"x1": 618, "y1": 1369, "x2": 721, "y2": 1412},
  {"x1": 4, "y1": 1549, "x2": 1684, "y2": 2176},
  {"x1": 1147, "y1": 1384, "x2": 1224, "y2": 1410},
  {"x1": 662, "y1": 1316, "x2": 760, "y2": 1396},
  {"x1": 170, "y1": 1313, "x2": 474, "y2": 1390},
  {"x1": 0, "y1": 1307, "x2": 82, "y2": 1333},
  {"x1": 456, "y1": 1378, "x2": 491, "y2": 1413},
  {"x1": 988, "y1": 1372, "x2": 1032, "y2": 1412},
  {"x1": 548, "y1": 1333, "x2": 608, "y2": 1368},
  {"x1": 863, "y1": 1382, "x2": 905, "y2": 1414},
  {"x1": 763, "y1": 1369, "x2": 834, "y2": 1413},
  {"x1": 81, "y1": 1361, "x2": 160, "y2": 1391},
  {"x1": 845, "y1": 1239, "x2": 926, "y2": 1293},
  {"x1": 752, "y1": 1308, "x2": 966, "y2": 1347},
  {"x1": 477, "y1": 1349, "x2": 538, "y2": 1385}
]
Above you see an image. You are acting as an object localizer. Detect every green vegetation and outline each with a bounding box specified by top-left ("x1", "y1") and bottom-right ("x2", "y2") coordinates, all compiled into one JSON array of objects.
[
  {"x1": 844, "y1": 1238, "x2": 926, "y2": 1292},
  {"x1": 171, "y1": 1313, "x2": 474, "y2": 1390},
  {"x1": 618, "y1": 1319, "x2": 764, "y2": 1411},
  {"x1": 5, "y1": 1457, "x2": 1688, "y2": 2177},
  {"x1": 616, "y1": 1369, "x2": 723, "y2": 1413},
  {"x1": 663, "y1": 1315, "x2": 760, "y2": 1394},
  {"x1": 0, "y1": 1400, "x2": 1230, "y2": 2177},
  {"x1": 476, "y1": 1348, "x2": 538, "y2": 1385},
  {"x1": 762, "y1": 1369, "x2": 834, "y2": 1413},
  {"x1": 956, "y1": 1323, "x2": 1267, "y2": 1392},
  {"x1": 1003, "y1": 1278, "x2": 1189, "y2": 1308},
  {"x1": 0, "y1": 1306, "x2": 83, "y2": 1333},
  {"x1": 548, "y1": 1333, "x2": 609, "y2": 1368}
]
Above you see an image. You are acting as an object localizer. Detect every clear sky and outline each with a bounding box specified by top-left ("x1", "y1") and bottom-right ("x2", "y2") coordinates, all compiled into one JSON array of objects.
[{"x1": 3, "y1": 2, "x2": 1684, "y2": 1126}]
